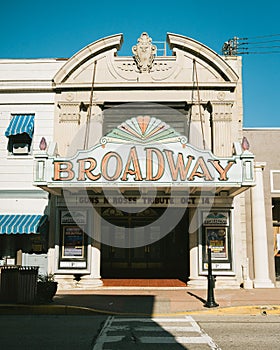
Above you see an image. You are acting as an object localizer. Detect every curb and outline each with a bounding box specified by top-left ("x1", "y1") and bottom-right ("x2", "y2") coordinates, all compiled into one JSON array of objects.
[
  {"x1": 0, "y1": 304, "x2": 98, "y2": 315},
  {"x1": 188, "y1": 305, "x2": 280, "y2": 316},
  {"x1": 1, "y1": 304, "x2": 280, "y2": 316}
]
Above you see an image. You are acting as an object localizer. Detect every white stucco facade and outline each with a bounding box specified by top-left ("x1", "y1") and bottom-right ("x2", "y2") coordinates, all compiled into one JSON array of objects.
[{"x1": 0, "y1": 32, "x2": 277, "y2": 289}]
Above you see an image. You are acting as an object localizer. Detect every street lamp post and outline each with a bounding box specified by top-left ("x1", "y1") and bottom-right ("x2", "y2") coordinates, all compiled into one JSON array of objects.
[{"x1": 204, "y1": 245, "x2": 219, "y2": 308}]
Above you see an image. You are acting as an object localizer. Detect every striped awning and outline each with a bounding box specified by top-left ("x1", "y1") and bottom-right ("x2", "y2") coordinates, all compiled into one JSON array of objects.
[
  {"x1": 0, "y1": 215, "x2": 47, "y2": 234},
  {"x1": 5, "y1": 114, "x2": 34, "y2": 138}
]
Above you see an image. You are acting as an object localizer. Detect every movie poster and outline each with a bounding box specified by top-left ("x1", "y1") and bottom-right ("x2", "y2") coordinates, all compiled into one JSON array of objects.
[
  {"x1": 206, "y1": 227, "x2": 227, "y2": 259},
  {"x1": 62, "y1": 226, "x2": 84, "y2": 258}
]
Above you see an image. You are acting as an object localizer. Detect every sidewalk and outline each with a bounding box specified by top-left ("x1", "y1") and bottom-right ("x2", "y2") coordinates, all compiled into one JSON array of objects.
[{"x1": 1, "y1": 287, "x2": 279, "y2": 315}]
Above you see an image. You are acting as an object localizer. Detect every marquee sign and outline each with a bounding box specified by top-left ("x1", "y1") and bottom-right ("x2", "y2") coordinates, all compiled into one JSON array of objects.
[{"x1": 34, "y1": 116, "x2": 255, "y2": 188}]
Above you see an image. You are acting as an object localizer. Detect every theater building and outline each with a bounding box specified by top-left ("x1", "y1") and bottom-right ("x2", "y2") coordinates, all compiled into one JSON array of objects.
[{"x1": 0, "y1": 32, "x2": 277, "y2": 289}]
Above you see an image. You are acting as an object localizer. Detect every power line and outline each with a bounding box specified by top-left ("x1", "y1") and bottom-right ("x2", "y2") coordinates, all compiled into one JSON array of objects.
[
  {"x1": 240, "y1": 45, "x2": 280, "y2": 50},
  {"x1": 222, "y1": 35, "x2": 280, "y2": 55},
  {"x1": 240, "y1": 51, "x2": 280, "y2": 55},
  {"x1": 240, "y1": 39, "x2": 280, "y2": 45},
  {"x1": 245, "y1": 34, "x2": 280, "y2": 39}
]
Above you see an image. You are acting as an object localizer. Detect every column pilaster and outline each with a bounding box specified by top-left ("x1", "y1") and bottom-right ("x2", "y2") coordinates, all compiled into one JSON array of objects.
[
  {"x1": 79, "y1": 207, "x2": 103, "y2": 288},
  {"x1": 87, "y1": 105, "x2": 104, "y2": 148},
  {"x1": 189, "y1": 104, "x2": 205, "y2": 149},
  {"x1": 251, "y1": 162, "x2": 274, "y2": 288},
  {"x1": 212, "y1": 102, "x2": 232, "y2": 156}
]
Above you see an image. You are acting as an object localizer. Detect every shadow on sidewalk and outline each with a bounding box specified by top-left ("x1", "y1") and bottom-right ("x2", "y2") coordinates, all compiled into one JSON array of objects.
[{"x1": 187, "y1": 291, "x2": 206, "y2": 305}]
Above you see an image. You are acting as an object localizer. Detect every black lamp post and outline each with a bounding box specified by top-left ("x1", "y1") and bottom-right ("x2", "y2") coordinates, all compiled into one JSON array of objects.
[{"x1": 204, "y1": 245, "x2": 219, "y2": 308}]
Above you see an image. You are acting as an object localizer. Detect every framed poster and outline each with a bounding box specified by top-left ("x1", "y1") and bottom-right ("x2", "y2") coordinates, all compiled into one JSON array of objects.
[
  {"x1": 206, "y1": 227, "x2": 228, "y2": 260},
  {"x1": 62, "y1": 226, "x2": 85, "y2": 258}
]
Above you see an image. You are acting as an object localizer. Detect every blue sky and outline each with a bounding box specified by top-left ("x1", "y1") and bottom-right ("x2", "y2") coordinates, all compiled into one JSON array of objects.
[{"x1": 1, "y1": 0, "x2": 279, "y2": 127}]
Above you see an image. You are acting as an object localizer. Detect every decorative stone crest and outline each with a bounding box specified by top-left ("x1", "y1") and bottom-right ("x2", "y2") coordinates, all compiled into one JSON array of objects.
[{"x1": 132, "y1": 32, "x2": 157, "y2": 73}]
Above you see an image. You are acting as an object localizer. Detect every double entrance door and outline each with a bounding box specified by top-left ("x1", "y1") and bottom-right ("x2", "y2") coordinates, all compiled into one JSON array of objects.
[{"x1": 101, "y1": 207, "x2": 189, "y2": 279}]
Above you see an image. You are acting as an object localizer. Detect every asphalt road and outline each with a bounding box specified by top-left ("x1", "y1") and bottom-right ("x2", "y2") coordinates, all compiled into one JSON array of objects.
[
  {"x1": 0, "y1": 314, "x2": 279, "y2": 349},
  {"x1": 194, "y1": 314, "x2": 280, "y2": 350},
  {"x1": 0, "y1": 315, "x2": 108, "y2": 350}
]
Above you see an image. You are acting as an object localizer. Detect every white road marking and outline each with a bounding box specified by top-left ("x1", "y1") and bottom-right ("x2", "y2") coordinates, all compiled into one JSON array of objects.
[
  {"x1": 113, "y1": 316, "x2": 195, "y2": 322},
  {"x1": 92, "y1": 315, "x2": 222, "y2": 349},
  {"x1": 135, "y1": 325, "x2": 196, "y2": 332},
  {"x1": 140, "y1": 336, "x2": 210, "y2": 343}
]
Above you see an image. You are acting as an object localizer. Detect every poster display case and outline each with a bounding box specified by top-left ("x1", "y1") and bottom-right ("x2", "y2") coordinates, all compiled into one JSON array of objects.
[
  {"x1": 201, "y1": 211, "x2": 232, "y2": 271},
  {"x1": 58, "y1": 210, "x2": 88, "y2": 269}
]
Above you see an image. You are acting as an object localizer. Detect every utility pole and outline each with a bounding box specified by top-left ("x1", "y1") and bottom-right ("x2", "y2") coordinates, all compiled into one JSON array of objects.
[{"x1": 222, "y1": 36, "x2": 239, "y2": 56}]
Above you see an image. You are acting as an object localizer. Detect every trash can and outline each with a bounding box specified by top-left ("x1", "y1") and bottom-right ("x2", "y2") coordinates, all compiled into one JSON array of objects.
[
  {"x1": 0, "y1": 266, "x2": 19, "y2": 303},
  {"x1": 17, "y1": 266, "x2": 39, "y2": 304},
  {"x1": 0, "y1": 266, "x2": 39, "y2": 304}
]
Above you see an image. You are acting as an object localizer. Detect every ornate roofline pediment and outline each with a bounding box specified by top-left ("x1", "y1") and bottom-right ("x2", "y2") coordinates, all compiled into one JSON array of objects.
[
  {"x1": 53, "y1": 32, "x2": 239, "y2": 87},
  {"x1": 167, "y1": 33, "x2": 239, "y2": 82},
  {"x1": 53, "y1": 34, "x2": 123, "y2": 84}
]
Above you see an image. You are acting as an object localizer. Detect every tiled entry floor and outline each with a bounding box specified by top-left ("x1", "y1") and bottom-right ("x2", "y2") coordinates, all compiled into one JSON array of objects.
[{"x1": 102, "y1": 279, "x2": 187, "y2": 287}]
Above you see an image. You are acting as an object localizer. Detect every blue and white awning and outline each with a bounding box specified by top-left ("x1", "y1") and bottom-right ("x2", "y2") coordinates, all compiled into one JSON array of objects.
[
  {"x1": 0, "y1": 215, "x2": 47, "y2": 234},
  {"x1": 5, "y1": 115, "x2": 34, "y2": 138}
]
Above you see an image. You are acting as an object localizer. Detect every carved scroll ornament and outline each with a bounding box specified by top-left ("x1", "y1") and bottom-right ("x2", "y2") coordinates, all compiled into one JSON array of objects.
[{"x1": 132, "y1": 32, "x2": 157, "y2": 73}]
